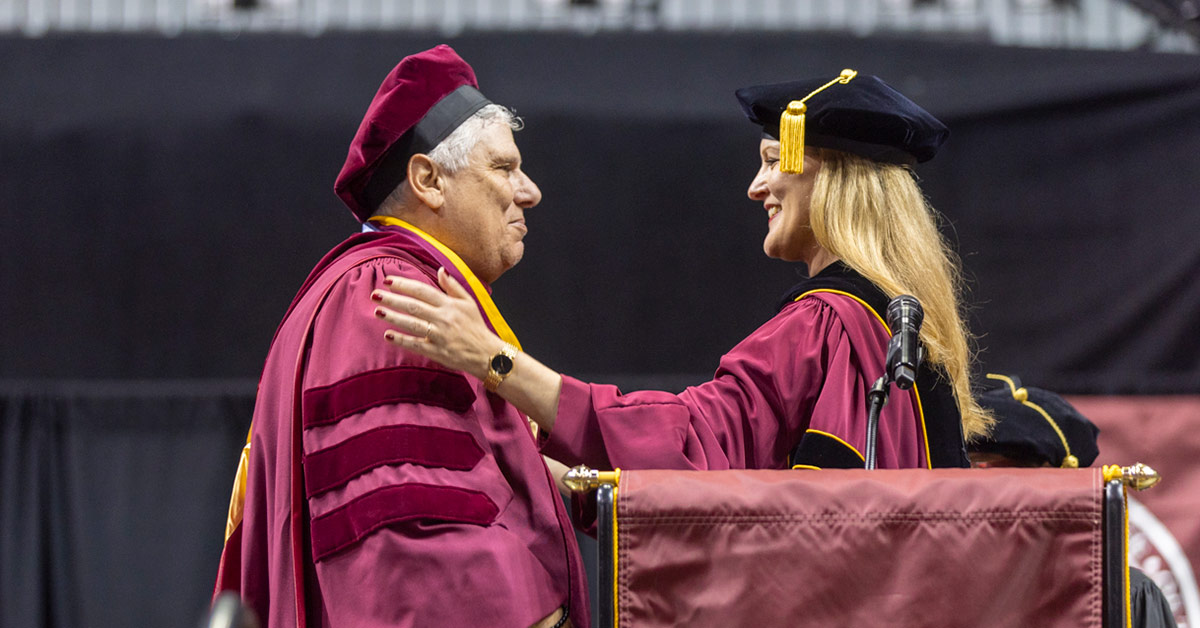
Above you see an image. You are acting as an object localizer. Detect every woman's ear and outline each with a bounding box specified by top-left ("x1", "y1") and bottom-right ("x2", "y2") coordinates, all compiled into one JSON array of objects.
[{"x1": 407, "y1": 154, "x2": 445, "y2": 210}]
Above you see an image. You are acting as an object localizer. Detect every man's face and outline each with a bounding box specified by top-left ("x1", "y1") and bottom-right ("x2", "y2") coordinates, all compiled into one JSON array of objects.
[{"x1": 438, "y1": 123, "x2": 542, "y2": 284}]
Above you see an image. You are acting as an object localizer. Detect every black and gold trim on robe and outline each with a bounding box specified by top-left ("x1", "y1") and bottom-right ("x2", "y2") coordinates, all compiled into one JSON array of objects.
[
  {"x1": 789, "y1": 429, "x2": 867, "y2": 469},
  {"x1": 778, "y1": 261, "x2": 970, "y2": 469}
]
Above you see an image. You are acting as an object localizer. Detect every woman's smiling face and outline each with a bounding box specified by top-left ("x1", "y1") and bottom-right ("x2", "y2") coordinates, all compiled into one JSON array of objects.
[{"x1": 746, "y1": 139, "x2": 823, "y2": 263}]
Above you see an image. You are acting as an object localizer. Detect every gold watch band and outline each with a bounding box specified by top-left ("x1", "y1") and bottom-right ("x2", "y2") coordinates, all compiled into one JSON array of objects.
[{"x1": 483, "y1": 342, "x2": 518, "y2": 392}]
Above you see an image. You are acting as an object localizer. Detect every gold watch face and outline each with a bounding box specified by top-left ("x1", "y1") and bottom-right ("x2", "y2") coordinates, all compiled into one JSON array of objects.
[{"x1": 490, "y1": 353, "x2": 514, "y2": 375}]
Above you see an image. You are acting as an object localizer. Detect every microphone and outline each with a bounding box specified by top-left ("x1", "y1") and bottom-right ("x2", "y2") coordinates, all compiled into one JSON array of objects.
[{"x1": 885, "y1": 295, "x2": 924, "y2": 390}]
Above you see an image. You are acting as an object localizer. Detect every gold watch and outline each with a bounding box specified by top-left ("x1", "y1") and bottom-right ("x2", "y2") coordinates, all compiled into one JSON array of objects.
[{"x1": 483, "y1": 342, "x2": 518, "y2": 392}]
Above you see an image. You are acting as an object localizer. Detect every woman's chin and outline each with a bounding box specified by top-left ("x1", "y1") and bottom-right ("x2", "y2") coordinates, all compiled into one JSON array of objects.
[{"x1": 762, "y1": 239, "x2": 799, "y2": 262}]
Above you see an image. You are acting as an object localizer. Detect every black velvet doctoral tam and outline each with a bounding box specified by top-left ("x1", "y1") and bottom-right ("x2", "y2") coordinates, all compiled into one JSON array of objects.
[
  {"x1": 735, "y1": 73, "x2": 949, "y2": 165},
  {"x1": 974, "y1": 375, "x2": 1101, "y2": 468}
]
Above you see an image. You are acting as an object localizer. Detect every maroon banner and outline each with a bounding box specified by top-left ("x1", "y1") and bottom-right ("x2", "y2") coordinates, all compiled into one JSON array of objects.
[{"x1": 1069, "y1": 395, "x2": 1200, "y2": 626}]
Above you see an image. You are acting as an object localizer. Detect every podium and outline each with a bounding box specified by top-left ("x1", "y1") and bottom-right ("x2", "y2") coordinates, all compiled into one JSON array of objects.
[{"x1": 567, "y1": 464, "x2": 1159, "y2": 628}]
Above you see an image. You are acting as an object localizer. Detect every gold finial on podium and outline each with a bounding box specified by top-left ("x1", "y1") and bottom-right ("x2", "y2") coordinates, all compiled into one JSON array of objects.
[
  {"x1": 564, "y1": 465, "x2": 620, "y2": 492},
  {"x1": 1102, "y1": 463, "x2": 1161, "y2": 491}
]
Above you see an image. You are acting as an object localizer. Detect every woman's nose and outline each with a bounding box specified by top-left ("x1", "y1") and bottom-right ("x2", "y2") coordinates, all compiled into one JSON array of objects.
[{"x1": 747, "y1": 168, "x2": 769, "y2": 201}]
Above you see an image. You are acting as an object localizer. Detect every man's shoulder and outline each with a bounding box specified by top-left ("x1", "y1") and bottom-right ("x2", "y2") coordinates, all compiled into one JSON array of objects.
[
  {"x1": 315, "y1": 232, "x2": 438, "y2": 284},
  {"x1": 293, "y1": 233, "x2": 438, "y2": 309},
  {"x1": 262, "y1": 233, "x2": 436, "y2": 366}
]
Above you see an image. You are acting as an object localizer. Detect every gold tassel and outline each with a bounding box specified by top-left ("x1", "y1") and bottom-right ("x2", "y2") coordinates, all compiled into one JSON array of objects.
[
  {"x1": 778, "y1": 69, "x2": 859, "y2": 175},
  {"x1": 779, "y1": 101, "x2": 807, "y2": 174}
]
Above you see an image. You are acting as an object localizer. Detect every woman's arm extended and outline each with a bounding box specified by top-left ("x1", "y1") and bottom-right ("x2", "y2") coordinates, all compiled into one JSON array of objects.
[{"x1": 372, "y1": 268, "x2": 563, "y2": 433}]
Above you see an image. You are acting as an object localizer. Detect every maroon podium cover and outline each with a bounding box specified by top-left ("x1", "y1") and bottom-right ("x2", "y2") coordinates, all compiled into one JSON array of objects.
[{"x1": 613, "y1": 468, "x2": 1106, "y2": 627}]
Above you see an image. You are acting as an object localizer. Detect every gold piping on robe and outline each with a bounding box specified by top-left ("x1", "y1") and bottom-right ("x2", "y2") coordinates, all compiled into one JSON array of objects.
[{"x1": 795, "y1": 289, "x2": 932, "y2": 468}]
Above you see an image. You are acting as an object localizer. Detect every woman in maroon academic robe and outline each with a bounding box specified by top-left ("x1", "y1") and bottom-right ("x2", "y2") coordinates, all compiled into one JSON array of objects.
[{"x1": 372, "y1": 70, "x2": 992, "y2": 473}]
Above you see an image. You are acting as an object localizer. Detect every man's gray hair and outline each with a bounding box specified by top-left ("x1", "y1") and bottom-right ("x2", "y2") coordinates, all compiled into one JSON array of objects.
[{"x1": 427, "y1": 104, "x2": 523, "y2": 173}]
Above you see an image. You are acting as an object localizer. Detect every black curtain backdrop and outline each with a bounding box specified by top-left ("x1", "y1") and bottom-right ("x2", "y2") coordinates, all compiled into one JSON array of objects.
[
  {"x1": 0, "y1": 380, "x2": 254, "y2": 628},
  {"x1": 1, "y1": 32, "x2": 1198, "y2": 391},
  {"x1": 2, "y1": 31, "x2": 1199, "y2": 628}
]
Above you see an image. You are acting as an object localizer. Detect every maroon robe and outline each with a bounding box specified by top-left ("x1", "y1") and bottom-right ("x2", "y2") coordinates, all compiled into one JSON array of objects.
[
  {"x1": 542, "y1": 263, "x2": 968, "y2": 473},
  {"x1": 232, "y1": 227, "x2": 588, "y2": 628}
]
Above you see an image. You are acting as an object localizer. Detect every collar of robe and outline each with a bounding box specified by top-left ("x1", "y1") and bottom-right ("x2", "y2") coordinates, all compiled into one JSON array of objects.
[{"x1": 368, "y1": 215, "x2": 522, "y2": 350}]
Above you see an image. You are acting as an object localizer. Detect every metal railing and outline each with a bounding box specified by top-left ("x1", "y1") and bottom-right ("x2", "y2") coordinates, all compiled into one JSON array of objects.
[{"x1": 1, "y1": 0, "x2": 1196, "y2": 53}]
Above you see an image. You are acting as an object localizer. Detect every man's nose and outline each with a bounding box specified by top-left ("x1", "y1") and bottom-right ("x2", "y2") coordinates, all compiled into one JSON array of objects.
[{"x1": 515, "y1": 170, "x2": 542, "y2": 209}]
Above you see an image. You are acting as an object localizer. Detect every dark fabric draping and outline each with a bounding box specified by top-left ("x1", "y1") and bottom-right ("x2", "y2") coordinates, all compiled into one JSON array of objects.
[
  {"x1": 0, "y1": 381, "x2": 254, "y2": 628},
  {"x1": 1, "y1": 32, "x2": 1198, "y2": 393}
]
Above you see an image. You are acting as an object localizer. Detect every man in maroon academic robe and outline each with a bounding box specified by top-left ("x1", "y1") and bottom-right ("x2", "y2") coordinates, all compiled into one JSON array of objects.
[{"x1": 212, "y1": 44, "x2": 588, "y2": 628}]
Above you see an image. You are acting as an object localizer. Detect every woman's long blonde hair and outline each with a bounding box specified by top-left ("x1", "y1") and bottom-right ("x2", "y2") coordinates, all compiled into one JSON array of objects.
[{"x1": 809, "y1": 149, "x2": 992, "y2": 440}]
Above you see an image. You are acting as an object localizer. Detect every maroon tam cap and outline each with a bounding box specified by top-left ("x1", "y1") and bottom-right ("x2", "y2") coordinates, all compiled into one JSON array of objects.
[{"x1": 334, "y1": 44, "x2": 492, "y2": 222}]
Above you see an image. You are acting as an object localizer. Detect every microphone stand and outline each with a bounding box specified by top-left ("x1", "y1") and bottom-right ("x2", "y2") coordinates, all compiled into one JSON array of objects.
[{"x1": 864, "y1": 375, "x2": 890, "y2": 470}]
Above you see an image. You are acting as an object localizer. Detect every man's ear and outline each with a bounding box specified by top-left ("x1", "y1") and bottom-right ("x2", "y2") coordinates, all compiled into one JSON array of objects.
[{"x1": 407, "y1": 154, "x2": 446, "y2": 210}]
